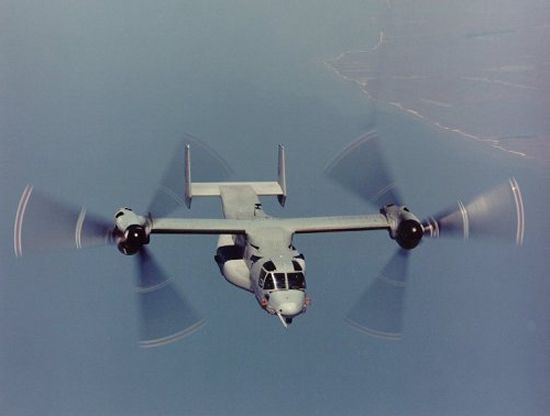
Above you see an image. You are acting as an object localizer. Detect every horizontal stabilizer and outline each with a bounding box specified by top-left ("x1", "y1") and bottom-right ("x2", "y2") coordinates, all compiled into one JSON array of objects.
[
  {"x1": 192, "y1": 181, "x2": 285, "y2": 198},
  {"x1": 184, "y1": 144, "x2": 286, "y2": 207}
]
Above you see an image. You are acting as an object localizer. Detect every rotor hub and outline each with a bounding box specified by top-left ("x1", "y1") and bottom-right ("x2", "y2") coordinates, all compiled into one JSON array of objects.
[{"x1": 395, "y1": 219, "x2": 423, "y2": 249}]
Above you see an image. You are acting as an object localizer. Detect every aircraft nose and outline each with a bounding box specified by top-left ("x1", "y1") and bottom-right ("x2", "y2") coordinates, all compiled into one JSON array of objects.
[
  {"x1": 278, "y1": 302, "x2": 303, "y2": 316},
  {"x1": 269, "y1": 290, "x2": 305, "y2": 317}
]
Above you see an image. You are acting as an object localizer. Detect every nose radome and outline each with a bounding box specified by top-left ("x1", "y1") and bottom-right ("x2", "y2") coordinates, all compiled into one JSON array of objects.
[
  {"x1": 278, "y1": 302, "x2": 303, "y2": 316},
  {"x1": 270, "y1": 290, "x2": 305, "y2": 316}
]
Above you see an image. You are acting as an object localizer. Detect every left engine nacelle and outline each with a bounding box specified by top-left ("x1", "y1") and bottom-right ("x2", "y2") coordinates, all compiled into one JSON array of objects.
[
  {"x1": 381, "y1": 205, "x2": 423, "y2": 250},
  {"x1": 112, "y1": 208, "x2": 150, "y2": 255}
]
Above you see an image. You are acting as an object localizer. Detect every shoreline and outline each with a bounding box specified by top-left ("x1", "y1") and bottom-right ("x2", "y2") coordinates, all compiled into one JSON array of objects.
[{"x1": 325, "y1": 53, "x2": 539, "y2": 161}]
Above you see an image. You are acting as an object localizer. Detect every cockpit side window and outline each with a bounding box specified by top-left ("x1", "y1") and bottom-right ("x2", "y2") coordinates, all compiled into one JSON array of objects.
[
  {"x1": 263, "y1": 261, "x2": 276, "y2": 272},
  {"x1": 292, "y1": 260, "x2": 303, "y2": 271},
  {"x1": 288, "y1": 272, "x2": 306, "y2": 289},
  {"x1": 263, "y1": 273, "x2": 275, "y2": 290},
  {"x1": 259, "y1": 269, "x2": 266, "y2": 287}
]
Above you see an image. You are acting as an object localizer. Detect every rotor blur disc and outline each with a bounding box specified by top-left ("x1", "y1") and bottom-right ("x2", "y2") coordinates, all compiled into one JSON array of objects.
[
  {"x1": 14, "y1": 184, "x2": 113, "y2": 257},
  {"x1": 325, "y1": 130, "x2": 403, "y2": 207},
  {"x1": 135, "y1": 248, "x2": 205, "y2": 347},
  {"x1": 346, "y1": 249, "x2": 410, "y2": 340},
  {"x1": 423, "y1": 177, "x2": 525, "y2": 245}
]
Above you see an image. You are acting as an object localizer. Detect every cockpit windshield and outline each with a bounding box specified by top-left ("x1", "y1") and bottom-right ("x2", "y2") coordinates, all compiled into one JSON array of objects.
[
  {"x1": 287, "y1": 272, "x2": 306, "y2": 289},
  {"x1": 260, "y1": 270, "x2": 306, "y2": 291},
  {"x1": 274, "y1": 273, "x2": 286, "y2": 289}
]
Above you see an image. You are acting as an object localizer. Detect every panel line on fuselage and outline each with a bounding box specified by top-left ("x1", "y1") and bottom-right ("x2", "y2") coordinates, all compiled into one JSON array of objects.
[{"x1": 219, "y1": 185, "x2": 264, "y2": 220}]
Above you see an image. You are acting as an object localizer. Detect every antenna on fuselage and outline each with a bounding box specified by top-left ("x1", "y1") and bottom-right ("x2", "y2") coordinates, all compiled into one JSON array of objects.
[{"x1": 277, "y1": 311, "x2": 289, "y2": 328}]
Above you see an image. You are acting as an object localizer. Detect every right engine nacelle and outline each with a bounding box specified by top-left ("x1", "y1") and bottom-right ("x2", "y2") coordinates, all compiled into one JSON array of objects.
[
  {"x1": 382, "y1": 205, "x2": 423, "y2": 250},
  {"x1": 112, "y1": 208, "x2": 150, "y2": 255}
]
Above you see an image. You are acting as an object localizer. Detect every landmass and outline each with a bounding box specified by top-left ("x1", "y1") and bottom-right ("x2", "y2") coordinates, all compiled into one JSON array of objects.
[{"x1": 326, "y1": 0, "x2": 550, "y2": 163}]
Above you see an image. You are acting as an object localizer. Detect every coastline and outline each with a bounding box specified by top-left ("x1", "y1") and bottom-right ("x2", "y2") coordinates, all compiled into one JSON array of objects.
[{"x1": 324, "y1": 3, "x2": 550, "y2": 164}]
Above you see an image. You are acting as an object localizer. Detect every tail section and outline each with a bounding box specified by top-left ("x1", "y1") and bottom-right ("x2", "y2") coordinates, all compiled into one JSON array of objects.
[
  {"x1": 184, "y1": 144, "x2": 287, "y2": 208},
  {"x1": 277, "y1": 144, "x2": 287, "y2": 207}
]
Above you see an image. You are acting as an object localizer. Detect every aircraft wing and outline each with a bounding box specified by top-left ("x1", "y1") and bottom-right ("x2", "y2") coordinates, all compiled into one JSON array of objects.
[
  {"x1": 277, "y1": 214, "x2": 390, "y2": 234},
  {"x1": 151, "y1": 215, "x2": 390, "y2": 236},
  {"x1": 151, "y1": 218, "x2": 250, "y2": 235}
]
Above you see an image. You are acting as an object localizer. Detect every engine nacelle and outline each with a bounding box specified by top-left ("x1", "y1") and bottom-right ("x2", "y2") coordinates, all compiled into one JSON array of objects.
[
  {"x1": 113, "y1": 208, "x2": 150, "y2": 255},
  {"x1": 382, "y1": 205, "x2": 423, "y2": 250}
]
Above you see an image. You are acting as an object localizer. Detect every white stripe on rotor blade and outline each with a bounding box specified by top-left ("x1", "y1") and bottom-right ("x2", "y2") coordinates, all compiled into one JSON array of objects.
[
  {"x1": 135, "y1": 278, "x2": 171, "y2": 294},
  {"x1": 345, "y1": 318, "x2": 401, "y2": 341},
  {"x1": 75, "y1": 208, "x2": 86, "y2": 249},
  {"x1": 160, "y1": 185, "x2": 186, "y2": 206},
  {"x1": 432, "y1": 217, "x2": 440, "y2": 238},
  {"x1": 378, "y1": 274, "x2": 407, "y2": 288},
  {"x1": 325, "y1": 130, "x2": 377, "y2": 170},
  {"x1": 138, "y1": 319, "x2": 206, "y2": 348},
  {"x1": 510, "y1": 177, "x2": 525, "y2": 246},
  {"x1": 372, "y1": 183, "x2": 397, "y2": 203},
  {"x1": 425, "y1": 217, "x2": 439, "y2": 238},
  {"x1": 457, "y1": 200, "x2": 469, "y2": 240},
  {"x1": 13, "y1": 184, "x2": 33, "y2": 257}
]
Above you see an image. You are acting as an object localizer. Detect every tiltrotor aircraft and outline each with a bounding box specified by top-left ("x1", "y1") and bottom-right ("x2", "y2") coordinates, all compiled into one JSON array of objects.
[{"x1": 14, "y1": 132, "x2": 525, "y2": 347}]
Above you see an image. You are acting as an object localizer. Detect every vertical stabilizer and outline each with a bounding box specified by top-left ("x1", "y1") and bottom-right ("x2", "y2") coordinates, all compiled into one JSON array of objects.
[
  {"x1": 184, "y1": 144, "x2": 192, "y2": 208},
  {"x1": 277, "y1": 144, "x2": 287, "y2": 207}
]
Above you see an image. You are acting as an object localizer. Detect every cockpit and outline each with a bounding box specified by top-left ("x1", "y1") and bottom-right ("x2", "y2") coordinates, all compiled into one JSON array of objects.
[
  {"x1": 256, "y1": 259, "x2": 308, "y2": 326},
  {"x1": 262, "y1": 272, "x2": 306, "y2": 290},
  {"x1": 258, "y1": 260, "x2": 306, "y2": 291}
]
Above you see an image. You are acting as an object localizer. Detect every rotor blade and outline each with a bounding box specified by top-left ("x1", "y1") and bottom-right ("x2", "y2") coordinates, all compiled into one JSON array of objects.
[
  {"x1": 423, "y1": 177, "x2": 525, "y2": 245},
  {"x1": 13, "y1": 184, "x2": 113, "y2": 257},
  {"x1": 346, "y1": 249, "x2": 410, "y2": 340},
  {"x1": 325, "y1": 130, "x2": 403, "y2": 207},
  {"x1": 147, "y1": 134, "x2": 232, "y2": 216},
  {"x1": 135, "y1": 247, "x2": 205, "y2": 347}
]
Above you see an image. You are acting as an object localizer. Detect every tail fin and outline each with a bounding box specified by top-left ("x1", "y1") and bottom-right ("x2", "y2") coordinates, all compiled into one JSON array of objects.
[
  {"x1": 184, "y1": 144, "x2": 192, "y2": 208},
  {"x1": 277, "y1": 144, "x2": 287, "y2": 207},
  {"x1": 184, "y1": 144, "x2": 287, "y2": 208}
]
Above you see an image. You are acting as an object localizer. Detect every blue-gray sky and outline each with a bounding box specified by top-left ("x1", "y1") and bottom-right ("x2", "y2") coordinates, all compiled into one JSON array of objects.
[{"x1": 1, "y1": 1, "x2": 549, "y2": 415}]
